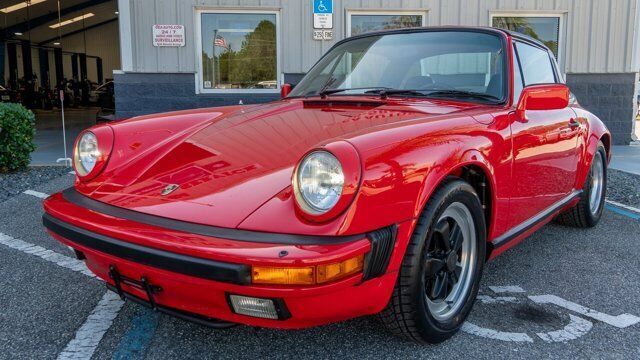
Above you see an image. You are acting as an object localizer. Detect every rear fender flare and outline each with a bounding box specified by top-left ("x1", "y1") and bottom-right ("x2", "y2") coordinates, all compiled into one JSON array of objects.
[{"x1": 574, "y1": 113, "x2": 610, "y2": 190}]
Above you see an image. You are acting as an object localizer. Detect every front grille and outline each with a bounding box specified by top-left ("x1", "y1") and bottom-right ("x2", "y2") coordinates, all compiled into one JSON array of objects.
[{"x1": 363, "y1": 225, "x2": 397, "y2": 280}]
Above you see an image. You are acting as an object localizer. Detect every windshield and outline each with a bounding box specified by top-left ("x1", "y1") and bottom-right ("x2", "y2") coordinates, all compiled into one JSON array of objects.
[{"x1": 289, "y1": 31, "x2": 507, "y2": 103}]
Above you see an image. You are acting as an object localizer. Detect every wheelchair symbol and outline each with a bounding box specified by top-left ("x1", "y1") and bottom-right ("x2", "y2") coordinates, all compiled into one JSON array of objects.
[
  {"x1": 317, "y1": 1, "x2": 328, "y2": 12},
  {"x1": 462, "y1": 285, "x2": 639, "y2": 343}
]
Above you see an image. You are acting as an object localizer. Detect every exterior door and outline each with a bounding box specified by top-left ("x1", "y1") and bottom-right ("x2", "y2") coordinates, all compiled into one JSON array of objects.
[{"x1": 509, "y1": 41, "x2": 580, "y2": 228}]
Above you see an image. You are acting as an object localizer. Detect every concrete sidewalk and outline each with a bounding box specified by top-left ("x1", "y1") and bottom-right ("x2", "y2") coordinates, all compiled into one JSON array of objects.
[
  {"x1": 610, "y1": 144, "x2": 640, "y2": 176},
  {"x1": 31, "y1": 108, "x2": 98, "y2": 166}
]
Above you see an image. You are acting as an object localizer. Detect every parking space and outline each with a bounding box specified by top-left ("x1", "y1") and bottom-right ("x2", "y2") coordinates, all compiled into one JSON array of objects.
[{"x1": 1, "y1": 174, "x2": 639, "y2": 359}]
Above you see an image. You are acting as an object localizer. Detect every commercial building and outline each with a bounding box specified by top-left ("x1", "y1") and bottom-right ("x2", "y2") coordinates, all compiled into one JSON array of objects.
[{"x1": 115, "y1": 0, "x2": 640, "y2": 144}]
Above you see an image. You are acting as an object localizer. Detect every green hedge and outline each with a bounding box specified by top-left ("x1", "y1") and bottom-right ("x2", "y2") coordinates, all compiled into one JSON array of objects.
[{"x1": 0, "y1": 103, "x2": 36, "y2": 172}]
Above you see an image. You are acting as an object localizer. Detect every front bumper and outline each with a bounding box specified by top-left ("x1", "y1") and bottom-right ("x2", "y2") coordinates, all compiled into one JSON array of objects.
[{"x1": 43, "y1": 189, "x2": 400, "y2": 329}]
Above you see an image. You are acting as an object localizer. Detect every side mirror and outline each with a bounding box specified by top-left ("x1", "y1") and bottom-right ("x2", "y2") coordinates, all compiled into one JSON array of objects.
[
  {"x1": 516, "y1": 84, "x2": 570, "y2": 119},
  {"x1": 281, "y1": 83, "x2": 292, "y2": 99}
]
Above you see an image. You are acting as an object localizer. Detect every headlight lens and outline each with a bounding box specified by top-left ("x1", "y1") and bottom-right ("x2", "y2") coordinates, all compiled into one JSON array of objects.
[
  {"x1": 75, "y1": 131, "x2": 99, "y2": 176},
  {"x1": 296, "y1": 151, "x2": 344, "y2": 213}
]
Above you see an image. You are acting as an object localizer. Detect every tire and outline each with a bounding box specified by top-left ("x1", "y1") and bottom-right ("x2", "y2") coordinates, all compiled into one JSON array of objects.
[
  {"x1": 555, "y1": 142, "x2": 607, "y2": 228},
  {"x1": 379, "y1": 178, "x2": 486, "y2": 344}
]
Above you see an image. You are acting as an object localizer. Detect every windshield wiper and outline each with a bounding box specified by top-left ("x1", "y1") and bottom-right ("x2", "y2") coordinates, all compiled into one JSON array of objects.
[
  {"x1": 364, "y1": 88, "x2": 430, "y2": 99},
  {"x1": 318, "y1": 77, "x2": 338, "y2": 98},
  {"x1": 364, "y1": 88, "x2": 502, "y2": 102},
  {"x1": 424, "y1": 90, "x2": 502, "y2": 102},
  {"x1": 319, "y1": 86, "x2": 392, "y2": 98}
]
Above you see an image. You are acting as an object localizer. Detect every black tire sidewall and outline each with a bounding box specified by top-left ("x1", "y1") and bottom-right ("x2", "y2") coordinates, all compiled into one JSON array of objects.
[
  {"x1": 408, "y1": 180, "x2": 487, "y2": 338},
  {"x1": 582, "y1": 144, "x2": 607, "y2": 226}
]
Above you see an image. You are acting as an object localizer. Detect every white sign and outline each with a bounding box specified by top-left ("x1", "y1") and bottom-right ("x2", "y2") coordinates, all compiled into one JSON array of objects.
[
  {"x1": 313, "y1": 29, "x2": 333, "y2": 40},
  {"x1": 153, "y1": 25, "x2": 185, "y2": 47},
  {"x1": 313, "y1": 0, "x2": 333, "y2": 29}
]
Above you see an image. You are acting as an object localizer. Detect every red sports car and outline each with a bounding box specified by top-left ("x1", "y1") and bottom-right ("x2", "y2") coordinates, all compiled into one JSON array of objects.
[{"x1": 43, "y1": 27, "x2": 610, "y2": 343}]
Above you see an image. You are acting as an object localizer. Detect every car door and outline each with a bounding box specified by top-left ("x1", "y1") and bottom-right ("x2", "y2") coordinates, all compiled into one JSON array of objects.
[{"x1": 509, "y1": 41, "x2": 580, "y2": 228}]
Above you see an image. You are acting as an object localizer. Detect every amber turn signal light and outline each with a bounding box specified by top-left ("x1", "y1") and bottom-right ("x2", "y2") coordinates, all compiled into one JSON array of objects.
[{"x1": 252, "y1": 254, "x2": 365, "y2": 285}]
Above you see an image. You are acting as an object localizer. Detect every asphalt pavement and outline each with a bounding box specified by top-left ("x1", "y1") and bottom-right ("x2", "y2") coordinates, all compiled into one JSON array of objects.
[{"x1": 1, "y1": 173, "x2": 639, "y2": 359}]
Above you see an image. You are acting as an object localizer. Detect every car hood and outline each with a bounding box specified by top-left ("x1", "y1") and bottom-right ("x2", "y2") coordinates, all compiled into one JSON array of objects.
[{"x1": 84, "y1": 98, "x2": 473, "y2": 228}]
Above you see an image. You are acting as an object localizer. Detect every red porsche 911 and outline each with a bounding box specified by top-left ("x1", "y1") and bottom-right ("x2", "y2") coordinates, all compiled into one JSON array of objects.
[{"x1": 43, "y1": 27, "x2": 610, "y2": 343}]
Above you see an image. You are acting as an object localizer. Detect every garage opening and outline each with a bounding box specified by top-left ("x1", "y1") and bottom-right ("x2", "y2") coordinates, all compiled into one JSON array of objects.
[{"x1": 1, "y1": 0, "x2": 120, "y2": 165}]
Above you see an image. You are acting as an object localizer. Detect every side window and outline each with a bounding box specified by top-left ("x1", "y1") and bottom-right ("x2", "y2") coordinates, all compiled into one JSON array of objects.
[
  {"x1": 515, "y1": 42, "x2": 556, "y2": 86},
  {"x1": 512, "y1": 45, "x2": 524, "y2": 103}
]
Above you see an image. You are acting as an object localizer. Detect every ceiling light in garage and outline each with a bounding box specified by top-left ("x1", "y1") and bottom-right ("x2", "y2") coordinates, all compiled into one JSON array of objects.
[
  {"x1": 115, "y1": 11, "x2": 119, "y2": 15},
  {"x1": 53, "y1": 42, "x2": 61, "y2": 46},
  {"x1": 0, "y1": 0, "x2": 47, "y2": 14},
  {"x1": 14, "y1": 32, "x2": 23, "y2": 36},
  {"x1": 49, "y1": 13, "x2": 95, "y2": 29}
]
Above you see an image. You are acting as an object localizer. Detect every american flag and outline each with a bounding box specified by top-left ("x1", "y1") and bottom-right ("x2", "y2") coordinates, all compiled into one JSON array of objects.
[{"x1": 214, "y1": 35, "x2": 228, "y2": 49}]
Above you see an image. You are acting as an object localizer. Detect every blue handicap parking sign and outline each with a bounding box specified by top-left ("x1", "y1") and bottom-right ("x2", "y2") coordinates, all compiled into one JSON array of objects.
[{"x1": 313, "y1": 0, "x2": 333, "y2": 14}]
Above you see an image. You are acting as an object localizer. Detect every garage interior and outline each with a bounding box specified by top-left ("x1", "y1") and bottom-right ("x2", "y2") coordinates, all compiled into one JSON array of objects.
[{"x1": 1, "y1": 0, "x2": 120, "y2": 165}]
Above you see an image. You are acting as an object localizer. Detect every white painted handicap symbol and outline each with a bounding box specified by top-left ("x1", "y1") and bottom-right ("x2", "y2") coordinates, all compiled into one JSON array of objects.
[{"x1": 462, "y1": 286, "x2": 640, "y2": 343}]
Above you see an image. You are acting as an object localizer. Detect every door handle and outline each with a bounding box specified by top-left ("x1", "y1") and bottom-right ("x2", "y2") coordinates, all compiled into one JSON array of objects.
[{"x1": 568, "y1": 118, "x2": 581, "y2": 129}]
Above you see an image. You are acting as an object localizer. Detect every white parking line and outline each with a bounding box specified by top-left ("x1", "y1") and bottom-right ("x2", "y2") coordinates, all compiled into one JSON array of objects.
[
  {"x1": 476, "y1": 295, "x2": 518, "y2": 304},
  {"x1": 536, "y1": 315, "x2": 593, "y2": 343},
  {"x1": 57, "y1": 291, "x2": 124, "y2": 360},
  {"x1": 461, "y1": 321, "x2": 534, "y2": 342},
  {"x1": 488, "y1": 285, "x2": 526, "y2": 294},
  {"x1": 605, "y1": 199, "x2": 640, "y2": 214},
  {"x1": 0, "y1": 231, "x2": 125, "y2": 359},
  {"x1": 0, "y1": 232, "x2": 94, "y2": 277},
  {"x1": 23, "y1": 190, "x2": 50, "y2": 199},
  {"x1": 529, "y1": 295, "x2": 640, "y2": 329}
]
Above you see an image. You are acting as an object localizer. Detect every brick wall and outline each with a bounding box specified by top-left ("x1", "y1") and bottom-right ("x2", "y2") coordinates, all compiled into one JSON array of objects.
[
  {"x1": 114, "y1": 73, "x2": 279, "y2": 119},
  {"x1": 566, "y1": 73, "x2": 637, "y2": 145}
]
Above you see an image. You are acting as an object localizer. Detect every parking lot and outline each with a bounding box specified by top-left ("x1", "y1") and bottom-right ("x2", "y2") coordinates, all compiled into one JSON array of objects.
[{"x1": 1, "y1": 172, "x2": 639, "y2": 359}]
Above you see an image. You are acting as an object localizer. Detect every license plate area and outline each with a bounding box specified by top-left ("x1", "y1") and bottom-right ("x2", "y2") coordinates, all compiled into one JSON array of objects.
[{"x1": 108, "y1": 265, "x2": 163, "y2": 308}]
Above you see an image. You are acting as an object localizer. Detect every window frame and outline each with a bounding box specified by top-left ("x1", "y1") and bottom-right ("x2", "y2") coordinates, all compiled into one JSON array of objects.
[
  {"x1": 512, "y1": 43, "x2": 526, "y2": 106},
  {"x1": 490, "y1": 12, "x2": 566, "y2": 73},
  {"x1": 195, "y1": 8, "x2": 281, "y2": 94},
  {"x1": 346, "y1": 9, "x2": 428, "y2": 37},
  {"x1": 513, "y1": 39, "x2": 560, "y2": 85}
]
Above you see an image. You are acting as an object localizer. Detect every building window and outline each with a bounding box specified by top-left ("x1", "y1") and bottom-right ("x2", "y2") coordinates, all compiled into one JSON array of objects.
[
  {"x1": 491, "y1": 15, "x2": 561, "y2": 59},
  {"x1": 347, "y1": 11, "x2": 426, "y2": 36},
  {"x1": 197, "y1": 10, "x2": 279, "y2": 93}
]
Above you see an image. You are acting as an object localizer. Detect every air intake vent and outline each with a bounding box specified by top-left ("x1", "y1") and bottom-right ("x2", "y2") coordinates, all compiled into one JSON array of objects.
[
  {"x1": 363, "y1": 225, "x2": 397, "y2": 280},
  {"x1": 302, "y1": 100, "x2": 384, "y2": 108}
]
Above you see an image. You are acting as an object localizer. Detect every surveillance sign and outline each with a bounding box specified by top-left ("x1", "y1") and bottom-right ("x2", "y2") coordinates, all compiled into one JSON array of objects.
[
  {"x1": 313, "y1": 0, "x2": 333, "y2": 29},
  {"x1": 153, "y1": 25, "x2": 185, "y2": 47}
]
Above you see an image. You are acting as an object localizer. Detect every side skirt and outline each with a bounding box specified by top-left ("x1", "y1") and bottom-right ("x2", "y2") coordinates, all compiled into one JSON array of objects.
[{"x1": 487, "y1": 190, "x2": 583, "y2": 256}]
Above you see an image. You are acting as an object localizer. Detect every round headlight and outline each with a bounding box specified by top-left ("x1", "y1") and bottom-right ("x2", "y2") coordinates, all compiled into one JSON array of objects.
[
  {"x1": 295, "y1": 151, "x2": 345, "y2": 214},
  {"x1": 75, "y1": 131, "x2": 99, "y2": 176}
]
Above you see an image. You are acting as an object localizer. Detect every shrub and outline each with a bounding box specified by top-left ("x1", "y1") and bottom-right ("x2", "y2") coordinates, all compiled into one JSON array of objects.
[{"x1": 0, "y1": 103, "x2": 36, "y2": 172}]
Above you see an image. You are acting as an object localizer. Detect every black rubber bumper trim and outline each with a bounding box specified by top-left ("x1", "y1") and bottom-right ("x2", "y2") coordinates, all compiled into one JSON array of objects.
[
  {"x1": 362, "y1": 225, "x2": 397, "y2": 280},
  {"x1": 43, "y1": 213, "x2": 252, "y2": 285},
  {"x1": 61, "y1": 187, "x2": 365, "y2": 245},
  {"x1": 106, "y1": 284, "x2": 237, "y2": 328}
]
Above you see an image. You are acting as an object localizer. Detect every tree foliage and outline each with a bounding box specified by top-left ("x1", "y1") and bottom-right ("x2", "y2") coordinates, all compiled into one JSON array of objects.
[{"x1": 205, "y1": 20, "x2": 277, "y2": 88}]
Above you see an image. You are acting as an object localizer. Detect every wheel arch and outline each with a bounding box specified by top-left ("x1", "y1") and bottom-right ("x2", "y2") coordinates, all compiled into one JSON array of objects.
[
  {"x1": 575, "y1": 116, "x2": 611, "y2": 190},
  {"x1": 600, "y1": 132, "x2": 611, "y2": 162},
  {"x1": 415, "y1": 151, "x2": 497, "y2": 244}
]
